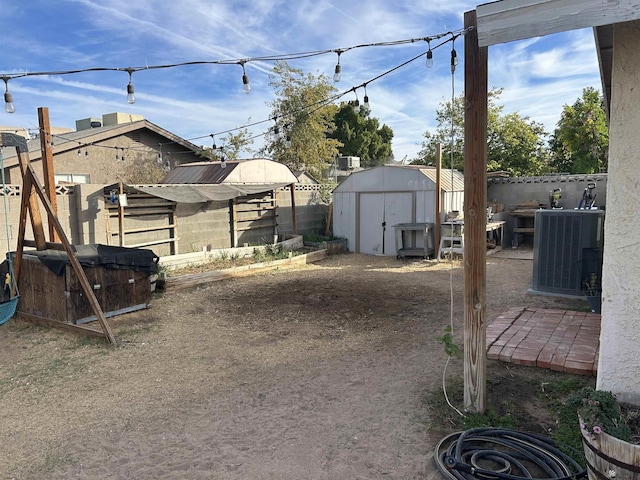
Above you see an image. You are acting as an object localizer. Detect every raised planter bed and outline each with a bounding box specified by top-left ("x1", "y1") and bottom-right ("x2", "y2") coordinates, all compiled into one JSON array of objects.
[
  {"x1": 303, "y1": 237, "x2": 347, "y2": 255},
  {"x1": 162, "y1": 249, "x2": 328, "y2": 292},
  {"x1": 159, "y1": 234, "x2": 304, "y2": 272}
]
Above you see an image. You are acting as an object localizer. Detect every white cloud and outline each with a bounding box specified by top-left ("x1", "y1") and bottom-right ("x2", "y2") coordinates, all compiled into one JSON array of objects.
[{"x1": 1, "y1": 0, "x2": 603, "y2": 163}]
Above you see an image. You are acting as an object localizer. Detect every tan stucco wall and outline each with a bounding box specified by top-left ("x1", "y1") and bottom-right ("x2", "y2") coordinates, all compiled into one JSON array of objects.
[
  {"x1": 4, "y1": 129, "x2": 201, "y2": 184},
  {"x1": 596, "y1": 20, "x2": 640, "y2": 405}
]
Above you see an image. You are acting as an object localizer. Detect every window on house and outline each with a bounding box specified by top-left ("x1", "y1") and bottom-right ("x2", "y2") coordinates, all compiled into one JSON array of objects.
[{"x1": 55, "y1": 173, "x2": 91, "y2": 184}]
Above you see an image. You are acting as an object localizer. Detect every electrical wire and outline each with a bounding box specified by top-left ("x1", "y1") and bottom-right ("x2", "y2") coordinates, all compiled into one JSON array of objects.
[
  {"x1": 0, "y1": 30, "x2": 471, "y2": 80},
  {"x1": 4, "y1": 29, "x2": 473, "y2": 165},
  {"x1": 3, "y1": 29, "x2": 471, "y2": 155},
  {"x1": 170, "y1": 34, "x2": 461, "y2": 152},
  {"x1": 37, "y1": 37, "x2": 457, "y2": 159},
  {"x1": 442, "y1": 33, "x2": 465, "y2": 419},
  {"x1": 433, "y1": 428, "x2": 586, "y2": 480}
]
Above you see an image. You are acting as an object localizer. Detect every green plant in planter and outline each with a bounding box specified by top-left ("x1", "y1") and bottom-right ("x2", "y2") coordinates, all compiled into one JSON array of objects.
[
  {"x1": 567, "y1": 387, "x2": 631, "y2": 441},
  {"x1": 582, "y1": 273, "x2": 601, "y2": 297}
]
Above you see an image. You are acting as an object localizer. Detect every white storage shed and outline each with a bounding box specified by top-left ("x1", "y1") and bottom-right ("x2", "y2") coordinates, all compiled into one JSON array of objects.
[{"x1": 332, "y1": 165, "x2": 464, "y2": 255}]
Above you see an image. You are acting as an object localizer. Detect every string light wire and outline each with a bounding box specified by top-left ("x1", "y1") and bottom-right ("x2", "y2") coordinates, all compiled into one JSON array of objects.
[
  {"x1": 3, "y1": 28, "x2": 472, "y2": 161},
  {"x1": 0, "y1": 31, "x2": 470, "y2": 82}
]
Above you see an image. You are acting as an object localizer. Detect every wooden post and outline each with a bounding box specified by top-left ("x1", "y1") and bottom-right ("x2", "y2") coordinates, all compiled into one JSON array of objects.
[
  {"x1": 170, "y1": 207, "x2": 178, "y2": 255},
  {"x1": 463, "y1": 9, "x2": 488, "y2": 414},
  {"x1": 17, "y1": 150, "x2": 47, "y2": 251},
  {"x1": 289, "y1": 183, "x2": 297, "y2": 235},
  {"x1": 231, "y1": 198, "x2": 239, "y2": 248},
  {"x1": 435, "y1": 143, "x2": 442, "y2": 248},
  {"x1": 38, "y1": 107, "x2": 59, "y2": 242},
  {"x1": 13, "y1": 152, "x2": 36, "y2": 287},
  {"x1": 324, "y1": 203, "x2": 333, "y2": 237},
  {"x1": 118, "y1": 182, "x2": 125, "y2": 246}
]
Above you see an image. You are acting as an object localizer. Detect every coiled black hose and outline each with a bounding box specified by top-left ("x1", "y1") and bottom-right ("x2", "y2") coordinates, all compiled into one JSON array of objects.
[{"x1": 434, "y1": 428, "x2": 586, "y2": 480}]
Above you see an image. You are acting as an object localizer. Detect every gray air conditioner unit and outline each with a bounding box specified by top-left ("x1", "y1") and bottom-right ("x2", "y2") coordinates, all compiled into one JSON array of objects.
[
  {"x1": 338, "y1": 156, "x2": 360, "y2": 169},
  {"x1": 531, "y1": 209, "x2": 604, "y2": 297}
]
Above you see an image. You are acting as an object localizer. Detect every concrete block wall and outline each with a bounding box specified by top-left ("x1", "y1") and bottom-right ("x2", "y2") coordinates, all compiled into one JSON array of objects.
[
  {"x1": 277, "y1": 185, "x2": 329, "y2": 237},
  {"x1": 175, "y1": 201, "x2": 232, "y2": 254},
  {"x1": 1, "y1": 183, "x2": 329, "y2": 257},
  {"x1": 487, "y1": 174, "x2": 608, "y2": 247},
  {"x1": 0, "y1": 184, "x2": 77, "y2": 254},
  {"x1": 487, "y1": 174, "x2": 607, "y2": 212},
  {"x1": 74, "y1": 184, "x2": 109, "y2": 246}
]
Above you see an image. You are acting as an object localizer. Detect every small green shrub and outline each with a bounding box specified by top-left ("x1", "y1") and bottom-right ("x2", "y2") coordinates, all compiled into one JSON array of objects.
[{"x1": 303, "y1": 233, "x2": 340, "y2": 243}]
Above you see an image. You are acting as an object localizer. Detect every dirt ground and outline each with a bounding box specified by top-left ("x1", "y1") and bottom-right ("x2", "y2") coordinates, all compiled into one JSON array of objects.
[{"x1": 0, "y1": 252, "x2": 590, "y2": 479}]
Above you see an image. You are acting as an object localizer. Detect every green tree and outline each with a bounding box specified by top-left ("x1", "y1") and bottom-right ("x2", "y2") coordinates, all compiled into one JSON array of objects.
[
  {"x1": 199, "y1": 126, "x2": 254, "y2": 161},
  {"x1": 330, "y1": 102, "x2": 394, "y2": 167},
  {"x1": 121, "y1": 151, "x2": 169, "y2": 183},
  {"x1": 261, "y1": 61, "x2": 341, "y2": 180},
  {"x1": 549, "y1": 87, "x2": 608, "y2": 174},
  {"x1": 489, "y1": 113, "x2": 549, "y2": 176},
  {"x1": 412, "y1": 88, "x2": 550, "y2": 176},
  {"x1": 412, "y1": 90, "x2": 467, "y2": 170}
]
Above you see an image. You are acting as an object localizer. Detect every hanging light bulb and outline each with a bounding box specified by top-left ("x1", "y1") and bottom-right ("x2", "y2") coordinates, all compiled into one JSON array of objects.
[
  {"x1": 285, "y1": 133, "x2": 292, "y2": 148},
  {"x1": 273, "y1": 117, "x2": 280, "y2": 135},
  {"x1": 450, "y1": 40, "x2": 458, "y2": 74},
  {"x1": 363, "y1": 84, "x2": 370, "y2": 111},
  {"x1": 78, "y1": 148, "x2": 82, "y2": 157},
  {"x1": 333, "y1": 51, "x2": 342, "y2": 83},
  {"x1": 426, "y1": 40, "x2": 434, "y2": 68},
  {"x1": 352, "y1": 89, "x2": 360, "y2": 114},
  {"x1": 240, "y1": 62, "x2": 251, "y2": 94},
  {"x1": 2, "y1": 77, "x2": 15, "y2": 114},
  {"x1": 220, "y1": 156, "x2": 227, "y2": 169},
  {"x1": 210, "y1": 134, "x2": 217, "y2": 161},
  {"x1": 126, "y1": 68, "x2": 136, "y2": 104}
]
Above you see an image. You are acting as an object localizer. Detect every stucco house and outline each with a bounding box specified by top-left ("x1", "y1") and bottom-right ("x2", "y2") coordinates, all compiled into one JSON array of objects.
[{"x1": 0, "y1": 112, "x2": 203, "y2": 185}]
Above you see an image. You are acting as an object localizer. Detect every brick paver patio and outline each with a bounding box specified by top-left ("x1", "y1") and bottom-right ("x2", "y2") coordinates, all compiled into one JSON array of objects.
[{"x1": 487, "y1": 307, "x2": 600, "y2": 376}]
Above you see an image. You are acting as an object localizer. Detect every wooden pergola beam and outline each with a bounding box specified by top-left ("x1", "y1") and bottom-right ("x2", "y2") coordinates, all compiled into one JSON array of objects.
[
  {"x1": 476, "y1": 0, "x2": 640, "y2": 47},
  {"x1": 463, "y1": 9, "x2": 488, "y2": 414}
]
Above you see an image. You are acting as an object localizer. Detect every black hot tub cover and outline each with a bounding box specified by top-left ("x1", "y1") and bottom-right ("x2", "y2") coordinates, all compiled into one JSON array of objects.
[{"x1": 22, "y1": 244, "x2": 159, "y2": 277}]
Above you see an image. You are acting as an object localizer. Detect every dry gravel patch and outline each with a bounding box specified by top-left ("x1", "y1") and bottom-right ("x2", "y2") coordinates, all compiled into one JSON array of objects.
[{"x1": 0, "y1": 253, "x2": 587, "y2": 479}]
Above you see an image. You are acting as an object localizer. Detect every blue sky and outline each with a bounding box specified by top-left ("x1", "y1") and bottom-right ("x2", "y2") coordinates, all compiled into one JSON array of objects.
[{"x1": 1, "y1": 0, "x2": 601, "y2": 163}]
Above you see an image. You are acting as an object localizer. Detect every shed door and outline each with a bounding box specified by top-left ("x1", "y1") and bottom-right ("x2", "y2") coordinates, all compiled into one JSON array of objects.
[{"x1": 358, "y1": 192, "x2": 413, "y2": 255}]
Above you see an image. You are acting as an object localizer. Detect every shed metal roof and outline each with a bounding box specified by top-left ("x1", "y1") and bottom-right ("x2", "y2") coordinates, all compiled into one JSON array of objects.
[
  {"x1": 143, "y1": 158, "x2": 298, "y2": 203},
  {"x1": 161, "y1": 158, "x2": 297, "y2": 185},
  {"x1": 129, "y1": 184, "x2": 292, "y2": 203},
  {"x1": 333, "y1": 165, "x2": 464, "y2": 193},
  {"x1": 161, "y1": 161, "x2": 238, "y2": 184},
  {"x1": 411, "y1": 166, "x2": 465, "y2": 192}
]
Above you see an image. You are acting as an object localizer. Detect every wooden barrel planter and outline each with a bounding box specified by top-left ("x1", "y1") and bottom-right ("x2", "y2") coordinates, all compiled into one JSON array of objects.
[{"x1": 581, "y1": 425, "x2": 640, "y2": 480}]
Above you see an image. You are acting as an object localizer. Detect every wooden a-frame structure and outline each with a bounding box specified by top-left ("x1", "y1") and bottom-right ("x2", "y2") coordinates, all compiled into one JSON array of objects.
[{"x1": 10, "y1": 109, "x2": 117, "y2": 345}]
